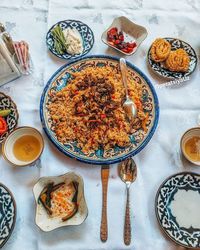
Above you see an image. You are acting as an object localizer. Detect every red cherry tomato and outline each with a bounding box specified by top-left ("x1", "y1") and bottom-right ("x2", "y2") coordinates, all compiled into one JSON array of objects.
[
  {"x1": 0, "y1": 117, "x2": 7, "y2": 135},
  {"x1": 107, "y1": 27, "x2": 137, "y2": 54}
]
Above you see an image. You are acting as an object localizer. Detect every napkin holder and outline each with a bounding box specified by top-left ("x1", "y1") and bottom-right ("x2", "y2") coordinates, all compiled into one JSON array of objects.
[{"x1": 0, "y1": 36, "x2": 21, "y2": 86}]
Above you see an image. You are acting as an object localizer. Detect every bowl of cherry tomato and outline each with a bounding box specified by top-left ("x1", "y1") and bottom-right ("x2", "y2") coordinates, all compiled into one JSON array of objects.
[{"x1": 101, "y1": 16, "x2": 148, "y2": 55}]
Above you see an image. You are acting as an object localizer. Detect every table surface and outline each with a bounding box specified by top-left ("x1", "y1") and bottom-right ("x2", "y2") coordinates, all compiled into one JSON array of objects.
[{"x1": 0, "y1": 0, "x2": 200, "y2": 249}]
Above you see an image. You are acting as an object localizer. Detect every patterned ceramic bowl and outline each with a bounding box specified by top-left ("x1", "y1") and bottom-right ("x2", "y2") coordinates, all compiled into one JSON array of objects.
[
  {"x1": 0, "y1": 92, "x2": 18, "y2": 143},
  {"x1": 148, "y1": 38, "x2": 198, "y2": 79},
  {"x1": 46, "y1": 20, "x2": 94, "y2": 60},
  {"x1": 40, "y1": 55, "x2": 159, "y2": 165}
]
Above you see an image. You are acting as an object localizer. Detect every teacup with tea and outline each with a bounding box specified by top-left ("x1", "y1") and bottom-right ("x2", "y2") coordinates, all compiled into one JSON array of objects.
[{"x1": 181, "y1": 127, "x2": 200, "y2": 165}]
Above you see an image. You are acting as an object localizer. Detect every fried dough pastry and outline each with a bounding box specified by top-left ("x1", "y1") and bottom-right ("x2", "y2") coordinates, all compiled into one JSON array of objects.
[
  {"x1": 165, "y1": 48, "x2": 190, "y2": 72},
  {"x1": 150, "y1": 38, "x2": 171, "y2": 62}
]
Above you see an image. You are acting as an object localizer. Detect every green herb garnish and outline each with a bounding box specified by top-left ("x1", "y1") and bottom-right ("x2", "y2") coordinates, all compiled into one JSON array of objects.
[{"x1": 51, "y1": 25, "x2": 68, "y2": 54}]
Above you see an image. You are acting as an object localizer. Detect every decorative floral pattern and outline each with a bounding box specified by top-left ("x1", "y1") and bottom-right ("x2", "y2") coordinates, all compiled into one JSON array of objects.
[
  {"x1": 46, "y1": 20, "x2": 94, "y2": 60},
  {"x1": 148, "y1": 38, "x2": 197, "y2": 79},
  {"x1": 0, "y1": 184, "x2": 16, "y2": 248},
  {"x1": 155, "y1": 172, "x2": 200, "y2": 248},
  {"x1": 40, "y1": 55, "x2": 159, "y2": 164},
  {"x1": 0, "y1": 92, "x2": 18, "y2": 143}
]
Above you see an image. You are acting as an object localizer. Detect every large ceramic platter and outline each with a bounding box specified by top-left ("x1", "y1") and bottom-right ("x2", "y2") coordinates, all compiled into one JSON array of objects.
[
  {"x1": 40, "y1": 55, "x2": 159, "y2": 165},
  {"x1": 155, "y1": 172, "x2": 200, "y2": 249},
  {"x1": 148, "y1": 38, "x2": 197, "y2": 79},
  {"x1": 0, "y1": 183, "x2": 16, "y2": 248}
]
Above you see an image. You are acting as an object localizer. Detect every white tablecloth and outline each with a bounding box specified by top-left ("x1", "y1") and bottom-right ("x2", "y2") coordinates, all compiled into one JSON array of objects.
[{"x1": 0, "y1": 0, "x2": 200, "y2": 249}]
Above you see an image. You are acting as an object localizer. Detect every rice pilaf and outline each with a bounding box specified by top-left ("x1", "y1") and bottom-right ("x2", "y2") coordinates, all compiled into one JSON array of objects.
[{"x1": 48, "y1": 66, "x2": 148, "y2": 153}]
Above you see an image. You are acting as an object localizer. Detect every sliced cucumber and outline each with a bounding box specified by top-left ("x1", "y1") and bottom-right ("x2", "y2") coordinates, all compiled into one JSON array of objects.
[{"x1": 0, "y1": 109, "x2": 11, "y2": 117}]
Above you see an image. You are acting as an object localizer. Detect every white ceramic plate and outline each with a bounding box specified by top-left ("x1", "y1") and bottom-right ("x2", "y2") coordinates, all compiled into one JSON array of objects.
[{"x1": 33, "y1": 172, "x2": 88, "y2": 232}]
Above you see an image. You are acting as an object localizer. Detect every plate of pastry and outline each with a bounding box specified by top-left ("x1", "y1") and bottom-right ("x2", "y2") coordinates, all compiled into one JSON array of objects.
[{"x1": 148, "y1": 38, "x2": 197, "y2": 79}]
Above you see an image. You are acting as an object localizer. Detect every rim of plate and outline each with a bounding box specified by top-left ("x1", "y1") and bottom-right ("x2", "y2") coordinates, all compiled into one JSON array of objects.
[
  {"x1": 155, "y1": 171, "x2": 200, "y2": 249},
  {"x1": 0, "y1": 182, "x2": 17, "y2": 248},
  {"x1": 46, "y1": 19, "x2": 95, "y2": 60},
  {"x1": 40, "y1": 55, "x2": 159, "y2": 165},
  {"x1": 147, "y1": 37, "x2": 198, "y2": 79}
]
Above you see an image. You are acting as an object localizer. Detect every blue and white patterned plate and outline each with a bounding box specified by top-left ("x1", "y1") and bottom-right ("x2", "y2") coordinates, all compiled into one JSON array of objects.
[
  {"x1": 46, "y1": 20, "x2": 94, "y2": 60},
  {"x1": 0, "y1": 183, "x2": 16, "y2": 248},
  {"x1": 155, "y1": 172, "x2": 200, "y2": 249},
  {"x1": 40, "y1": 55, "x2": 159, "y2": 165},
  {"x1": 148, "y1": 38, "x2": 198, "y2": 79}
]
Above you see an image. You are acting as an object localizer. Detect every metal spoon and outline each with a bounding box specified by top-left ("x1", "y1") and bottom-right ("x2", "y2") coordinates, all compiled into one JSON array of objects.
[
  {"x1": 119, "y1": 158, "x2": 137, "y2": 245},
  {"x1": 120, "y1": 58, "x2": 137, "y2": 120}
]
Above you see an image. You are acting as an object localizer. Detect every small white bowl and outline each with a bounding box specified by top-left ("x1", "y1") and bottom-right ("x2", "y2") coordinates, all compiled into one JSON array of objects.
[
  {"x1": 33, "y1": 172, "x2": 88, "y2": 232},
  {"x1": 101, "y1": 16, "x2": 148, "y2": 55},
  {"x1": 181, "y1": 127, "x2": 200, "y2": 166},
  {"x1": 2, "y1": 126, "x2": 44, "y2": 167}
]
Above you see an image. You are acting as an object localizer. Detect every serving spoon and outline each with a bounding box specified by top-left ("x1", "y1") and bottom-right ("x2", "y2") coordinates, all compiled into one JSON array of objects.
[
  {"x1": 119, "y1": 158, "x2": 137, "y2": 245},
  {"x1": 120, "y1": 58, "x2": 137, "y2": 120}
]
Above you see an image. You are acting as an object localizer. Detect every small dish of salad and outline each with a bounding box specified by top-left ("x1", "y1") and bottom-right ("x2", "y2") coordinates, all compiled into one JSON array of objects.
[
  {"x1": 0, "y1": 92, "x2": 18, "y2": 143},
  {"x1": 33, "y1": 172, "x2": 88, "y2": 232},
  {"x1": 46, "y1": 20, "x2": 94, "y2": 60},
  {"x1": 101, "y1": 16, "x2": 148, "y2": 56}
]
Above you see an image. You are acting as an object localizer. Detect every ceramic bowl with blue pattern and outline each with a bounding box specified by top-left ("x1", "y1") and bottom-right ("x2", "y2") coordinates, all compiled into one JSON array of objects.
[
  {"x1": 40, "y1": 55, "x2": 159, "y2": 165},
  {"x1": 46, "y1": 20, "x2": 94, "y2": 60}
]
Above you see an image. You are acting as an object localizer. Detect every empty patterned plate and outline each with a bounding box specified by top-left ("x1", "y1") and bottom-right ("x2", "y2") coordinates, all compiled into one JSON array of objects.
[
  {"x1": 0, "y1": 92, "x2": 18, "y2": 143},
  {"x1": 148, "y1": 38, "x2": 198, "y2": 79},
  {"x1": 155, "y1": 172, "x2": 200, "y2": 249},
  {"x1": 46, "y1": 20, "x2": 94, "y2": 60},
  {"x1": 0, "y1": 183, "x2": 16, "y2": 248}
]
